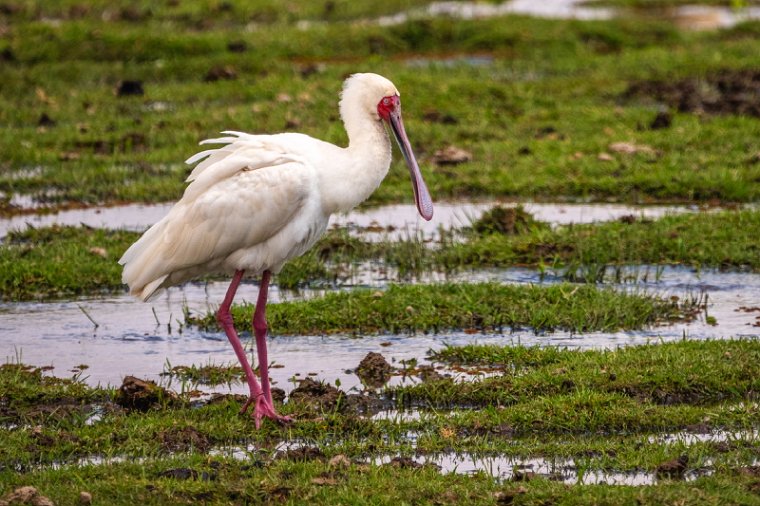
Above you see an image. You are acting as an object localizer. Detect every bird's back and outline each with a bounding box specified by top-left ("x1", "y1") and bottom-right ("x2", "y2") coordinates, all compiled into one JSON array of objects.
[{"x1": 119, "y1": 132, "x2": 332, "y2": 301}]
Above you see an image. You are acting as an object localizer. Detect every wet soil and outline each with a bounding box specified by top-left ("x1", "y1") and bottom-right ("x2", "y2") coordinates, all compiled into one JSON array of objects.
[
  {"x1": 0, "y1": 486, "x2": 55, "y2": 506},
  {"x1": 158, "y1": 426, "x2": 211, "y2": 454},
  {"x1": 355, "y1": 352, "x2": 393, "y2": 388},
  {"x1": 288, "y1": 378, "x2": 344, "y2": 411},
  {"x1": 471, "y1": 205, "x2": 549, "y2": 236},
  {"x1": 655, "y1": 455, "x2": 690, "y2": 480},
  {"x1": 116, "y1": 376, "x2": 179, "y2": 412},
  {"x1": 624, "y1": 69, "x2": 760, "y2": 118}
]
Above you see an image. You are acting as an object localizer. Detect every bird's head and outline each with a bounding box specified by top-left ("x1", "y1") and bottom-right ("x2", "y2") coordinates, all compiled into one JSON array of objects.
[{"x1": 341, "y1": 73, "x2": 434, "y2": 221}]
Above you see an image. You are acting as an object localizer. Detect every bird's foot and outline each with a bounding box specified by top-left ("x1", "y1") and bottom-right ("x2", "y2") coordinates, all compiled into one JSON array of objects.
[{"x1": 240, "y1": 394, "x2": 292, "y2": 429}]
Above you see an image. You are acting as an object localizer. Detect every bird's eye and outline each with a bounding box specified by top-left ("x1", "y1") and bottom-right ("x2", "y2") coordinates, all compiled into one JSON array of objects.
[{"x1": 383, "y1": 97, "x2": 391, "y2": 106}]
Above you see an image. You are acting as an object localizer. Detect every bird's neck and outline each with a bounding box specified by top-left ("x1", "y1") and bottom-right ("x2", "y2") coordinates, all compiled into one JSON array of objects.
[{"x1": 321, "y1": 113, "x2": 393, "y2": 215}]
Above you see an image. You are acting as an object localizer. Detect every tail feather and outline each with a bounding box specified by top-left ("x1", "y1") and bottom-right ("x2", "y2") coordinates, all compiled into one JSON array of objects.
[{"x1": 119, "y1": 219, "x2": 174, "y2": 301}]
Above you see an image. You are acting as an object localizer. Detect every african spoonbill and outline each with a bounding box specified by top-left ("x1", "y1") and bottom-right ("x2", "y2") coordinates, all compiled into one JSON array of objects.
[{"x1": 119, "y1": 73, "x2": 434, "y2": 426}]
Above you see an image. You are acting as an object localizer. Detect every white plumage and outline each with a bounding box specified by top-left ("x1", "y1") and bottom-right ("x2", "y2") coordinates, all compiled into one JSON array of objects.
[{"x1": 119, "y1": 73, "x2": 433, "y2": 426}]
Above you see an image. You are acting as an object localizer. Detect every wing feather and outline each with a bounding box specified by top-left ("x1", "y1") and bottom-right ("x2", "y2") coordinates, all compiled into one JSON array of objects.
[{"x1": 120, "y1": 135, "x2": 316, "y2": 300}]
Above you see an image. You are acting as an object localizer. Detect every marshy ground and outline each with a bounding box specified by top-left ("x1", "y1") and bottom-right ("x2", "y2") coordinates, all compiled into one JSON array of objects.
[{"x1": 2, "y1": 0, "x2": 760, "y2": 504}]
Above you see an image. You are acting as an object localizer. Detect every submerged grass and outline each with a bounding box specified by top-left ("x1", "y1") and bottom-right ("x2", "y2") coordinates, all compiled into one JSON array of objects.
[
  {"x1": 186, "y1": 282, "x2": 698, "y2": 335},
  {"x1": 1, "y1": 340, "x2": 759, "y2": 504}
]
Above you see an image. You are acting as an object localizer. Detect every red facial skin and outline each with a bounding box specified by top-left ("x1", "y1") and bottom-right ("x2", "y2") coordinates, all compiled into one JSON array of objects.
[{"x1": 377, "y1": 94, "x2": 400, "y2": 121}]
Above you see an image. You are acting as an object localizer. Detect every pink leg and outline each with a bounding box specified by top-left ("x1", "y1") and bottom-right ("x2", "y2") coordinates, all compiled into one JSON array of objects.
[
  {"x1": 253, "y1": 270, "x2": 292, "y2": 423},
  {"x1": 216, "y1": 269, "x2": 289, "y2": 428}
]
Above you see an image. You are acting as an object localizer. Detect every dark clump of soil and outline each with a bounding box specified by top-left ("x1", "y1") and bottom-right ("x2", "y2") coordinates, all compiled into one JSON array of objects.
[
  {"x1": 384, "y1": 456, "x2": 441, "y2": 472},
  {"x1": 159, "y1": 468, "x2": 212, "y2": 481},
  {"x1": 0, "y1": 47, "x2": 16, "y2": 62},
  {"x1": 472, "y1": 205, "x2": 547, "y2": 236},
  {"x1": 623, "y1": 69, "x2": 760, "y2": 118},
  {"x1": 226, "y1": 40, "x2": 247, "y2": 53},
  {"x1": 36, "y1": 113, "x2": 55, "y2": 128},
  {"x1": 271, "y1": 387, "x2": 286, "y2": 404},
  {"x1": 116, "y1": 80, "x2": 144, "y2": 96},
  {"x1": 288, "y1": 378, "x2": 344, "y2": 411},
  {"x1": 423, "y1": 110, "x2": 459, "y2": 124},
  {"x1": 277, "y1": 446, "x2": 326, "y2": 462},
  {"x1": 116, "y1": 376, "x2": 178, "y2": 411},
  {"x1": 204, "y1": 393, "x2": 247, "y2": 406},
  {"x1": 341, "y1": 392, "x2": 388, "y2": 416},
  {"x1": 510, "y1": 471, "x2": 538, "y2": 482},
  {"x1": 416, "y1": 365, "x2": 443, "y2": 383},
  {"x1": 656, "y1": 455, "x2": 689, "y2": 480},
  {"x1": 204, "y1": 65, "x2": 237, "y2": 82},
  {"x1": 158, "y1": 426, "x2": 210, "y2": 453},
  {"x1": 649, "y1": 110, "x2": 672, "y2": 130},
  {"x1": 356, "y1": 352, "x2": 393, "y2": 389},
  {"x1": 0, "y1": 486, "x2": 55, "y2": 506}
]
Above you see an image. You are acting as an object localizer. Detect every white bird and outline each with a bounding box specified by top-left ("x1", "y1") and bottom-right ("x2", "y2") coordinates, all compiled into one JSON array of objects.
[{"x1": 119, "y1": 73, "x2": 433, "y2": 426}]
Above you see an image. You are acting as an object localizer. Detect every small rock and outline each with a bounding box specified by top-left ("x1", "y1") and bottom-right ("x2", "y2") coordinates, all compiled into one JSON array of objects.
[
  {"x1": 431, "y1": 145, "x2": 472, "y2": 165},
  {"x1": 609, "y1": 141, "x2": 657, "y2": 156},
  {"x1": 276, "y1": 93, "x2": 292, "y2": 103},
  {"x1": 597, "y1": 152, "x2": 613, "y2": 161},
  {"x1": 116, "y1": 80, "x2": 144, "y2": 97},
  {"x1": 78, "y1": 491, "x2": 92, "y2": 505},
  {"x1": 88, "y1": 247, "x2": 107, "y2": 258}
]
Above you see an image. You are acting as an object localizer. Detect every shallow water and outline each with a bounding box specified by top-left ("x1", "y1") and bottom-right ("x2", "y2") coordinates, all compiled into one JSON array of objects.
[
  {"x1": 0, "y1": 200, "x2": 694, "y2": 241},
  {"x1": 377, "y1": 0, "x2": 760, "y2": 30},
  {"x1": 2, "y1": 266, "x2": 758, "y2": 394}
]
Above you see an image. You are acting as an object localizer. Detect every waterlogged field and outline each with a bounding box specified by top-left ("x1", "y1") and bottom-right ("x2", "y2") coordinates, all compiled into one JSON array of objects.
[{"x1": 2, "y1": 0, "x2": 760, "y2": 504}]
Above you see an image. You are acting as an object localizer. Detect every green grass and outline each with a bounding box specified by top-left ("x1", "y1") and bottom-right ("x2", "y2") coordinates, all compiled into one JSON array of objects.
[
  {"x1": 187, "y1": 282, "x2": 699, "y2": 335},
  {"x1": 1, "y1": 340, "x2": 759, "y2": 504},
  {"x1": 2, "y1": 7, "x2": 760, "y2": 209},
  {"x1": 411, "y1": 338, "x2": 760, "y2": 411}
]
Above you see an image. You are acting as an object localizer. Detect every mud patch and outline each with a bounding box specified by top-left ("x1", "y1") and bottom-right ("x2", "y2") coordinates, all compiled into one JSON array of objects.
[
  {"x1": 158, "y1": 426, "x2": 210, "y2": 454},
  {"x1": 158, "y1": 467, "x2": 212, "y2": 481},
  {"x1": 655, "y1": 455, "x2": 690, "y2": 480},
  {"x1": 276, "y1": 446, "x2": 326, "y2": 462},
  {"x1": 624, "y1": 69, "x2": 760, "y2": 118},
  {"x1": 0, "y1": 486, "x2": 55, "y2": 506},
  {"x1": 356, "y1": 352, "x2": 393, "y2": 388},
  {"x1": 116, "y1": 376, "x2": 179, "y2": 411},
  {"x1": 471, "y1": 206, "x2": 548, "y2": 236},
  {"x1": 288, "y1": 378, "x2": 344, "y2": 411}
]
